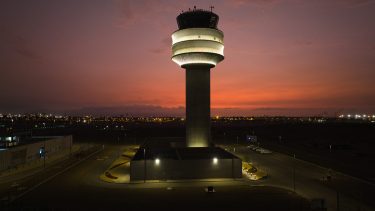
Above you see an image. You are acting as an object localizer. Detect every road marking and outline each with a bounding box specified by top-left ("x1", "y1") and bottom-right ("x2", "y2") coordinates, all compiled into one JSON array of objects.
[
  {"x1": 17, "y1": 186, "x2": 27, "y2": 191},
  {"x1": 10, "y1": 182, "x2": 19, "y2": 187},
  {"x1": 250, "y1": 184, "x2": 265, "y2": 187}
]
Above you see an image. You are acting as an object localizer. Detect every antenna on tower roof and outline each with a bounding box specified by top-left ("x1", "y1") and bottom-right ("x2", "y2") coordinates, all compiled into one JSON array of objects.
[{"x1": 210, "y1": 6, "x2": 214, "y2": 12}]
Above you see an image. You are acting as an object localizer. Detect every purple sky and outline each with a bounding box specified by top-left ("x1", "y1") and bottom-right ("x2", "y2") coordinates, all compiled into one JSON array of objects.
[{"x1": 1, "y1": 0, "x2": 375, "y2": 116}]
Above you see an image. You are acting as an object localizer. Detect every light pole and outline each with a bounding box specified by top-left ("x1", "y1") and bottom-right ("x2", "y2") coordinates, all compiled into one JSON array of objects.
[
  {"x1": 143, "y1": 148, "x2": 146, "y2": 183},
  {"x1": 69, "y1": 136, "x2": 72, "y2": 158},
  {"x1": 293, "y1": 154, "x2": 296, "y2": 192},
  {"x1": 43, "y1": 140, "x2": 46, "y2": 169}
]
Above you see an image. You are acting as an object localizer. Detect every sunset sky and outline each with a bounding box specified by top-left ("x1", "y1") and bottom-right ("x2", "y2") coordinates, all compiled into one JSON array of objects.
[{"x1": 1, "y1": 0, "x2": 375, "y2": 116}]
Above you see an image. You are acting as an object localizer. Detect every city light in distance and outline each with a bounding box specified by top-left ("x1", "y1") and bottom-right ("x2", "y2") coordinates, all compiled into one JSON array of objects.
[{"x1": 339, "y1": 114, "x2": 375, "y2": 120}]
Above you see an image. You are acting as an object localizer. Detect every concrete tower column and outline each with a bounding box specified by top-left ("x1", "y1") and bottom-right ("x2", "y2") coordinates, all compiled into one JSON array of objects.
[{"x1": 186, "y1": 65, "x2": 211, "y2": 147}]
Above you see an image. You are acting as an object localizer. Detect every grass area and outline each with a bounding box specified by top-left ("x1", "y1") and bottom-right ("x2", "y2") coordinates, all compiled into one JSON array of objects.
[
  {"x1": 242, "y1": 161, "x2": 268, "y2": 180},
  {"x1": 219, "y1": 144, "x2": 268, "y2": 180},
  {"x1": 99, "y1": 145, "x2": 139, "y2": 183}
]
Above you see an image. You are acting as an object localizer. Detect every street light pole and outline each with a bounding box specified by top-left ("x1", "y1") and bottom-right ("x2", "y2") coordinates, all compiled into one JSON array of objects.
[
  {"x1": 337, "y1": 190, "x2": 340, "y2": 211},
  {"x1": 293, "y1": 154, "x2": 296, "y2": 192},
  {"x1": 43, "y1": 140, "x2": 46, "y2": 169},
  {"x1": 69, "y1": 136, "x2": 72, "y2": 158},
  {"x1": 143, "y1": 148, "x2": 146, "y2": 183}
]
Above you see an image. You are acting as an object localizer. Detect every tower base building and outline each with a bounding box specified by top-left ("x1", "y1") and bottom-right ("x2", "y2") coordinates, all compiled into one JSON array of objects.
[{"x1": 130, "y1": 139, "x2": 242, "y2": 181}]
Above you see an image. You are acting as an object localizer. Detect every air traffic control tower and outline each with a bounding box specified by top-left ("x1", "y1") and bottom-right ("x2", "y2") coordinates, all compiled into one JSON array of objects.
[
  {"x1": 130, "y1": 8, "x2": 241, "y2": 181},
  {"x1": 172, "y1": 8, "x2": 224, "y2": 147}
]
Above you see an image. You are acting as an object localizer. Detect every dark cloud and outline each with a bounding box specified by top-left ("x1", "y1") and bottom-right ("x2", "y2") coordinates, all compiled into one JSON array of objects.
[
  {"x1": 68, "y1": 105, "x2": 185, "y2": 117},
  {"x1": 150, "y1": 37, "x2": 171, "y2": 54},
  {"x1": 1, "y1": 101, "x2": 371, "y2": 117},
  {"x1": 113, "y1": 0, "x2": 180, "y2": 28},
  {"x1": 14, "y1": 35, "x2": 41, "y2": 60},
  {"x1": 231, "y1": 0, "x2": 281, "y2": 6},
  {"x1": 113, "y1": 0, "x2": 135, "y2": 27},
  {"x1": 29, "y1": 105, "x2": 348, "y2": 117},
  {"x1": 339, "y1": 0, "x2": 375, "y2": 7},
  {"x1": 150, "y1": 48, "x2": 165, "y2": 54},
  {"x1": 1, "y1": 100, "x2": 362, "y2": 117},
  {"x1": 294, "y1": 40, "x2": 314, "y2": 47},
  {"x1": 230, "y1": 0, "x2": 375, "y2": 7},
  {"x1": 0, "y1": 25, "x2": 41, "y2": 60},
  {"x1": 15, "y1": 47, "x2": 41, "y2": 60},
  {"x1": 212, "y1": 107, "x2": 361, "y2": 117}
]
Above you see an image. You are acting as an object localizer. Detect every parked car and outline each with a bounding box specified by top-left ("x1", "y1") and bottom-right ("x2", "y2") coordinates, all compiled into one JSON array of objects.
[{"x1": 205, "y1": 186, "x2": 215, "y2": 193}]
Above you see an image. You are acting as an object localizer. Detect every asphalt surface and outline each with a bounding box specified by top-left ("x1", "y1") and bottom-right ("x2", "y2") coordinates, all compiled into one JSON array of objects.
[
  {"x1": 0, "y1": 145, "x2": 101, "y2": 208},
  {"x1": 4, "y1": 144, "x2": 310, "y2": 210},
  {"x1": 230, "y1": 145, "x2": 375, "y2": 211}
]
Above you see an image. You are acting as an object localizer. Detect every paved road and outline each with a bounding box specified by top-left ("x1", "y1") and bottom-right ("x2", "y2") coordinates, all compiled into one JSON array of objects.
[
  {"x1": 230, "y1": 145, "x2": 375, "y2": 211},
  {"x1": 0, "y1": 144, "x2": 101, "y2": 207},
  {"x1": 6, "y1": 144, "x2": 309, "y2": 210}
]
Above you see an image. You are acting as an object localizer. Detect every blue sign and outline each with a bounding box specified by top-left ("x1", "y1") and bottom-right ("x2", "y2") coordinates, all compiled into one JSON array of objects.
[
  {"x1": 39, "y1": 147, "x2": 45, "y2": 158},
  {"x1": 246, "y1": 135, "x2": 257, "y2": 143}
]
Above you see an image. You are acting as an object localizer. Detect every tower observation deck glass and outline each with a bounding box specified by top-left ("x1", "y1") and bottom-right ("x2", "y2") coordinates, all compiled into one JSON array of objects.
[{"x1": 177, "y1": 10, "x2": 219, "y2": 30}]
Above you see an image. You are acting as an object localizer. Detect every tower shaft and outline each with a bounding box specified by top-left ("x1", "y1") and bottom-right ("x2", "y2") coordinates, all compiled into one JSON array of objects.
[{"x1": 186, "y1": 65, "x2": 211, "y2": 147}]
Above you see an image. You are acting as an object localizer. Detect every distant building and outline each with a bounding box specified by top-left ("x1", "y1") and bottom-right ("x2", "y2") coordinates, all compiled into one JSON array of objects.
[
  {"x1": 246, "y1": 135, "x2": 258, "y2": 143},
  {"x1": 0, "y1": 131, "x2": 32, "y2": 148},
  {"x1": 130, "y1": 139, "x2": 242, "y2": 181},
  {"x1": 0, "y1": 136, "x2": 19, "y2": 148}
]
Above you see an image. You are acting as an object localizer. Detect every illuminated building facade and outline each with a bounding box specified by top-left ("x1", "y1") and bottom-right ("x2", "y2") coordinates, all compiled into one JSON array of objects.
[{"x1": 172, "y1": 8, "x2": 224, "y2": 147}]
